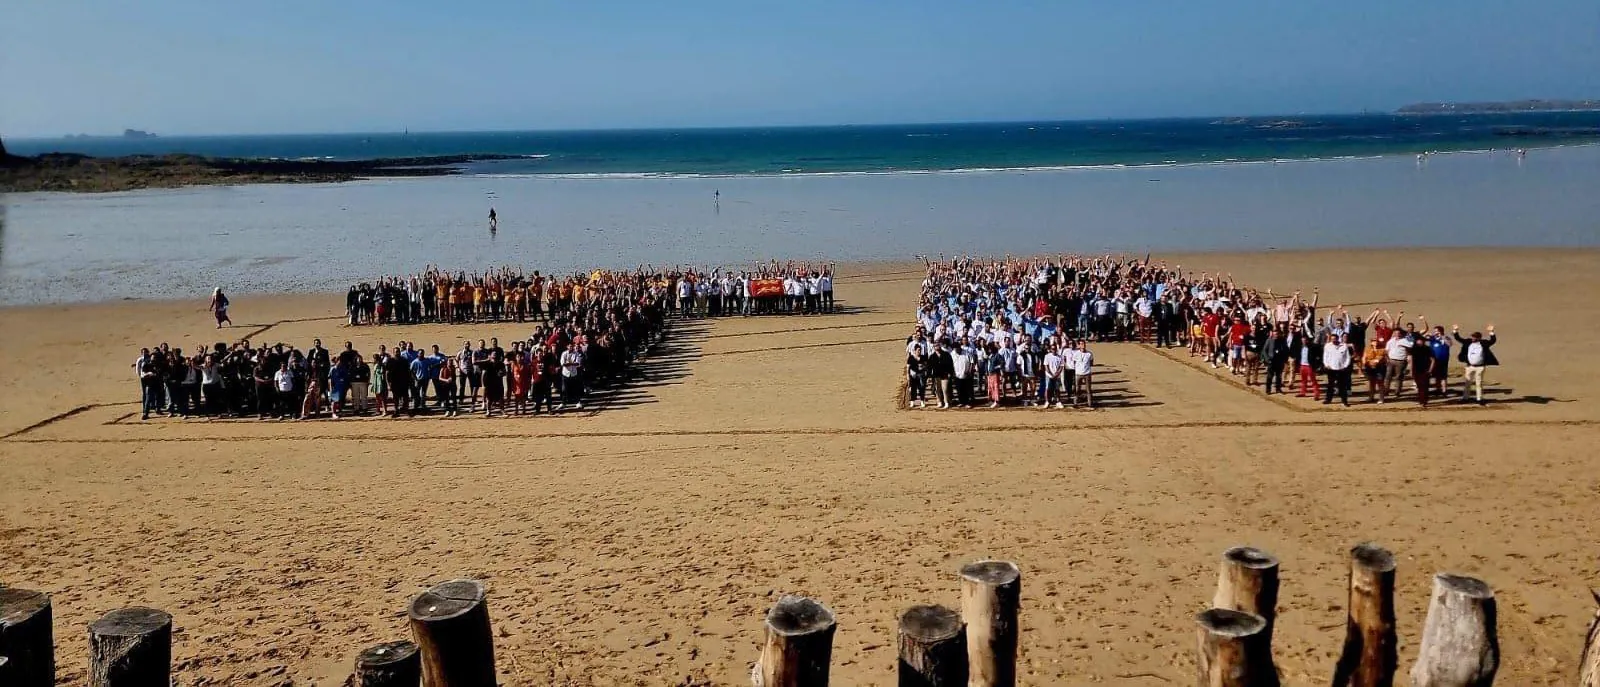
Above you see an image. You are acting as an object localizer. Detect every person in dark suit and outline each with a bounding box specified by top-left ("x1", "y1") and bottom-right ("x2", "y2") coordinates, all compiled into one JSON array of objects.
[
  {"x1": 928, "y1": 340, "x2": 955, "y2": 409},
  {"x1": 1155, "y1": 294, "x2": 1177, "y2": 348},
  {"x1": 1451, "y1": 324, "x2": 1499, "y2": 405},
  {"x1": 1263, "y1": 325, "x2": 1292, "y2": 394}
]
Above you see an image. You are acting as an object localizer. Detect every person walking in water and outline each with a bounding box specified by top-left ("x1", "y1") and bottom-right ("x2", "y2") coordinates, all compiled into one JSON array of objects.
[
  {"x1": 209, "y1": 287, "x2": 232, "y2": 328},
  {"x1": 488, "y1": 207, "x2": 498, "y2": 231}
]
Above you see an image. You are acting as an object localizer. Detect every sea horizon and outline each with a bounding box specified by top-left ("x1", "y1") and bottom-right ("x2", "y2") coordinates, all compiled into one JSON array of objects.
[{"x1": 9, "y1": 112, "x2": 1600, "y2": 177}]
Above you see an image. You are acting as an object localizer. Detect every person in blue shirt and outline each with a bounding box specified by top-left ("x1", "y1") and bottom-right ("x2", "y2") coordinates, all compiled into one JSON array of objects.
[
  {"x1": 409, "y1": 349, "x2": 431, "y2": 409},
  {"x1": 1424, "y1": 325, "x2": 1452, "y2": 397}
]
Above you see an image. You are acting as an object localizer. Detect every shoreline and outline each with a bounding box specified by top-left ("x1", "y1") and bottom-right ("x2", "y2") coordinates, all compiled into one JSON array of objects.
[
  {"x1": 3, "y1": 140, "x2": 1594, "y2": 194},
  {"x1": 3, "y1": 246, "x2": 1590, "y2": 310}
]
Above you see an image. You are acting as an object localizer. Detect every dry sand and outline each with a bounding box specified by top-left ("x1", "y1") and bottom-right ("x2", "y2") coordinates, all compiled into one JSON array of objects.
[{"x1": 2, "y1": 247, "x2": 1598, "y2": 685}]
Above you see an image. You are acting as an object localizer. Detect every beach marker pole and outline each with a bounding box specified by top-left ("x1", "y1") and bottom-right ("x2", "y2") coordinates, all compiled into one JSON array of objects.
[
  {"x1": 1332, "y1": 544, "x2": 1398, "y2": 687},
  {"x1": 1580, "y1": 590, "x2": 1600, "y2": 686},
  {"x1": 355, "y1": 640, "x2": 422, "y2": 687},
  {"x1": 0, "y1": 588, "x2": 54, "y2": 687},
  {"x1": 408, "y1": 579, "x2": 496, "y2": 687},
  {"x1": 88, "y1": 607, "x2": 172, "y2": 687},
  {"x1": 959, "y1": 560, "x2": 1021, "y2": 687},
  {"x1": 1409, "y1": 574, "x2": 1498, "y2": 687},
  {"x1": 1195, "y1": 609, "x2": 1278, "y2": 687},
  {"x1": 1212, "y1": 547, "x2": 1281, "y2": 646},
  {"x1": 897, "y1": 604, "x2": 966, "y2": 687},
  {"x1": 754, "y1": 595, "x2": 835, "y2": 687}
]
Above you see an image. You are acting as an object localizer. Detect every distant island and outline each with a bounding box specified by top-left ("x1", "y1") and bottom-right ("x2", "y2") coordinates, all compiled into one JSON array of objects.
[
  {"x1": 63, "y1": 129, "x2": 159, "y2": 140},
  {"x1": 1398, "y1": 99, "x2": 1600, "y2": 114},
  {"x1": 0, "y1": 136, "x2": 523, "y2": 193}
]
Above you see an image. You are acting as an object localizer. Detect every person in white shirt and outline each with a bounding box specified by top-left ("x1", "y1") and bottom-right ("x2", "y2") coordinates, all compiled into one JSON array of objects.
[
  {"x1": 818, "y1": 271, "x2": 834, "y2": 312},
  {"x1": 559, "y1": 346, "x2": 584, "y2": 410},
  {"x1": 1042, "y1": 348, "x2": 1065, "y2": 408},
  {"x1": 1322, "y1": 334, "x2": 1354, "y2": 406},
  {"x1": 676, "y1": 278, "x2": 693, "y2": 318},
  {"x1": 950, "y1": 342, "x2": 976, "y2": 407},
  {"x1": 1070, "y1": 341, "x2": 1094, "y2": 408},
  {"x1": 1383, "y1": 331, "x2": 1412, "y2": 401}
]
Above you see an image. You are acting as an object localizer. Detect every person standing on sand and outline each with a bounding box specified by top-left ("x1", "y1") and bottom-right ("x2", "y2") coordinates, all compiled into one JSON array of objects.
[
  {"x1": 1382, "y1": 328, "x2": 1411, "y2": 402},
  {"x1": 209, "y1": 287, "x2": 232, "y2": 328},
  {"x1": 1071, "y1": 339, "x2": 1094, "y2": 408},
  {"x1": 135, "y1": 348, "x2": 159, "y2": 420},
  {"x1": 488, "y1": 207, "x2": 498, "y2": 232},
  {"x1": 906, "y1": 343, "x2": 928, "y2": 408},
  {"x1": 1409, "y1": 333, "x2": 1434, "y2": 407},
  {"x1": 1425, "y1": 325, "x2": 1452, "y2": 397},
  {"x1": 1263, "y1": 325, "x2": 1290, "y2": 394},
  {"x1": 370, "y1": 353, "x2": 388, "y2": 417},
  {"x1": 1322, "y1": 333, "x2": 1353, "y2": 406},
  {"x1": 1452, "y1": 324, "x2": 1499, "y2": 405}
]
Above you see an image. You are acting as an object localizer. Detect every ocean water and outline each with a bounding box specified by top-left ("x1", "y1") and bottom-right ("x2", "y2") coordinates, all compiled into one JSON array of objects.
[
  {"x1": 10, "y1": 113, "x2": 1600, "y2": 176},
  {"x1": 3, "y1": 144, "x2": 1598, "y2": 305}
]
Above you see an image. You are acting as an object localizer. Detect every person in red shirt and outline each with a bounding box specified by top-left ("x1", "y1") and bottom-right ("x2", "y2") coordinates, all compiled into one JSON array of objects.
[
  {"x1": 1226, "y1": 316, "x2": 1252, "y2": 375},
  {"x1": 1200, "y1": 309, "x2": 1223, "y2": 369}
]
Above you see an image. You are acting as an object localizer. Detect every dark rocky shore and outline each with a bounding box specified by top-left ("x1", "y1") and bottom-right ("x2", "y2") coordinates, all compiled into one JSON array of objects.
[{"x1": 0, "y1": 137, "x2": 521, "y2": 193}]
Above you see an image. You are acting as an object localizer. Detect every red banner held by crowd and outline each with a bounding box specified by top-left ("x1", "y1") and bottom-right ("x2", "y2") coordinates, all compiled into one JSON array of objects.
[{"x1": 749, "y1": 278, "x2": 785, "y2": 298}]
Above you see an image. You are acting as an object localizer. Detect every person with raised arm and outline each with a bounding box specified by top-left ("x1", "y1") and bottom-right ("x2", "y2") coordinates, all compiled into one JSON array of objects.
[{"x1": 1452, "y1": 323, "x2": 1499, "y2": 405}]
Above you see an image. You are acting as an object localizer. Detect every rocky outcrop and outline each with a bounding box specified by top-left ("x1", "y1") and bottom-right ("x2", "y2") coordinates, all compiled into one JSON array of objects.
[{"x1": 0, "y1": 152, "x2": 523, "y2": 193}]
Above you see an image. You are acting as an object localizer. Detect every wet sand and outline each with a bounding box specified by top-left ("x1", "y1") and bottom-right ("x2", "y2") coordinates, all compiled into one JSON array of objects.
[{"x1": 2, "y1": 247, "x2": 1598, "y2": 685}]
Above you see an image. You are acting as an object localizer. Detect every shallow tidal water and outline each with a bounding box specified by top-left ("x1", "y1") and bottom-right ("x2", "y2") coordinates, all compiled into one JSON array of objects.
[{"x1": 2, "y1": 145, "x2": 1597, "y2": 305}]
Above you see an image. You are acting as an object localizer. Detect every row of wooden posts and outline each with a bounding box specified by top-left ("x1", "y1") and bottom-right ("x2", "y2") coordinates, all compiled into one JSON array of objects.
[{"x1": 4, "y1": 545, "x2": 1600, "y2": 686}]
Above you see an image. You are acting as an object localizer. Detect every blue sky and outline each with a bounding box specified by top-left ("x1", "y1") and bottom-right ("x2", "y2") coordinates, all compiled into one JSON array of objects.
[{"x1": 3, "y1": 0, "x2": 1598, "y2": 136}]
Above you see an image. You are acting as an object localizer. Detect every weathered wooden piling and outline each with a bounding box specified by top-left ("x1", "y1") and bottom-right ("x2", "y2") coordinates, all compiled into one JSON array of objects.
[
  {"x1": 1212, "y1": 546, "x2": 1280, "y2": 644},
  {"x1": 754, "y1": 595, "x2": 836, "y2": 687},
  {"x1": 0, "y1": 588, "x2": 54, "y2": 687},
  {"x1": 355, "y1": 640, "x2": 422, "y2": 687},
  {"x1": 88, "y1": 607, "x2": 172, "y2": 687},
  {"x1": 1332, "y1": 544, "x2": 1398, "y2": 687},
  {"x1": 897, "y1": 604, "x2": 966, "y2": 687},
  {"x1": 960, "y1": 560, "x2": 1021, "y2": 687},
  {"x1": 1409, "y1": 573, "x2": 1497, "y2": 687},
  {"x1": 1195, "y1": 608, "x2": 1278, "y2": 687},
  {"x1": 409, "y1": 579, "x2": 496, "y2": 687}
]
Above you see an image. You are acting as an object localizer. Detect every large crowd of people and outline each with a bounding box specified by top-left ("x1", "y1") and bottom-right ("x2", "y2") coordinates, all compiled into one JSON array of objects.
[
  {"x1": 135, "y1": 288, "x2": 667, "y2": 421},
  {"x1": 342, "y1": 261, "x2": 837, "y2": 326},
  {"x1": 137, "y1": 261, "x2": 845, "y2": 421},
  {"x1": 908, "y1": 255, "x2": 1503, "y2": 409}
]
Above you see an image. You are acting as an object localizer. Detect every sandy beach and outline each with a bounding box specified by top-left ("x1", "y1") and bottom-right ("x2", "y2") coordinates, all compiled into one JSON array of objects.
[{"x1": 2, "y1": 247, "x2": 1598, "y2": 685}]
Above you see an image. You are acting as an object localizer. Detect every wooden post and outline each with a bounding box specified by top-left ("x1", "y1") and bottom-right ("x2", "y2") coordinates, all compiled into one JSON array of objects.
[
  {"x1": 1332, "y1": 544, "x2": 1398, "y2": 687},
  {"x1": 1409, "y1": 573, "x2": 1498, "y2": 687},
  {"x1": 754, "y1": 595, "x2": 836, "y2": 687},
  {"x1": 1212, "y1": 546, "x2": 1280, "y2": 644},
  {"x1": 1196, "y1": 608, "x2": 1278, "y2": 687},
  {"x1": 960, "y1": 560, "x2": 1021, "y2": 687},
  {"x1": 356, "y1": 640, "x2": 421, "y2": 687},
  {"x1": 897, "y1": 604, "x2": 966, "y2": 687},
  {"x1": 408, "y1": 579, "x2": 496, "y2": 687},
  {"x1": 1581, "y1": 590, "x2": 1600, "y2": 687},
  {"x1": 0, "y1": 588, "x2": 54, "y2": 687},
  {"x1": 89, "y1": 607, "x2": 173, "y2": 687}
]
